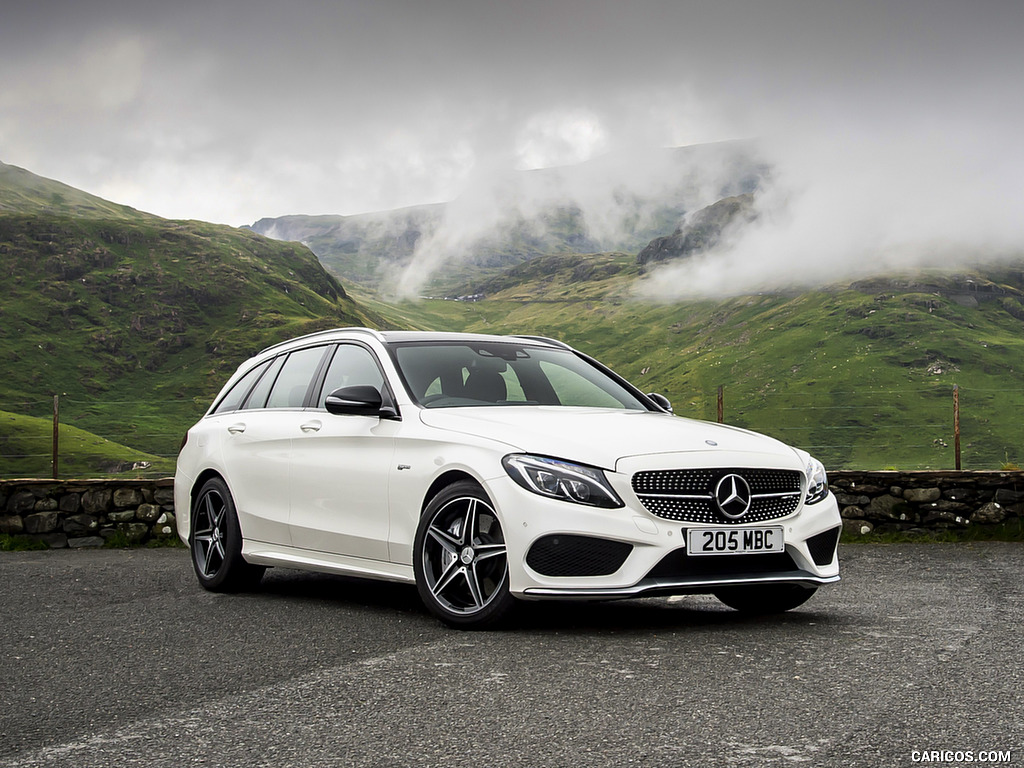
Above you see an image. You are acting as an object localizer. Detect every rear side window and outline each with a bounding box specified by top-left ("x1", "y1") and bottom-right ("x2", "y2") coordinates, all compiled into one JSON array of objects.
[
  {"x1": 266, "y1": 346, "x2": 329, "y2": 409},
  {"x1": 240, "y1": 355, "x2": 285, "y2": 410},
  {"x1": 211, "y1": 360, "x2": 271, "y2": 415}
]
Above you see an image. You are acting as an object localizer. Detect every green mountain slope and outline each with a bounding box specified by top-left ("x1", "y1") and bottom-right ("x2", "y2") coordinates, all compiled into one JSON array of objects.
[
  {"x1": 367, "y1": 253, "x2": 1024, "y2": 471},
  {"x1": 0, "y1": 162, "x2": 395, "y2": 472},
  {"x1": 0, "y1": 161, "x2": 150, "y2": 220}
]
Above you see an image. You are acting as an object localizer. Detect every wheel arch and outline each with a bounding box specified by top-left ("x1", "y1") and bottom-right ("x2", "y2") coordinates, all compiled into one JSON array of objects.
[
  {"x1": 191, "y1": 468, "x2": 229, "y2": 510},
  {"x1": 420, "y1": 470, "x2": 482, "y2": 515}
]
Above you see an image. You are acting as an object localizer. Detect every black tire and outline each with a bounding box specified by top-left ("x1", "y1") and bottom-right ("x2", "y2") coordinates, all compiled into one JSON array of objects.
[
  {"x1": 713, "y1": 584, "x2": 818, "y2": 614},
  {"x1": 190, "y1": 477, "x2": 265, "y2": 592},
  {"x1": 413, "y1": 481, "x2": 515, "y2": 629}
]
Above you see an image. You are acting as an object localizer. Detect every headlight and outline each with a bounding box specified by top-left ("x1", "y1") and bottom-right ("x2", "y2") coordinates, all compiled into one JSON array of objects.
[
  {"x1": 805, "y1": 456, "x2": 829, "y2": 505},
  {"x1": 502, "y1": 454, "x2": 624, "y2": 508}
]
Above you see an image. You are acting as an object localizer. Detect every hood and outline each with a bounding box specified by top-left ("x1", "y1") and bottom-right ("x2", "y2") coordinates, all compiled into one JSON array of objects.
[{"x1": 417, "y1": 406, "x2": 801, "y2": 471}]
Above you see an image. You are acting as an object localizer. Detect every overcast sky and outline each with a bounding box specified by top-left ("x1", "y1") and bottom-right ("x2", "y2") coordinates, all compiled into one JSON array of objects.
[{"x1": 2, "y1": 0, "x2": 1023, "y2": 294}]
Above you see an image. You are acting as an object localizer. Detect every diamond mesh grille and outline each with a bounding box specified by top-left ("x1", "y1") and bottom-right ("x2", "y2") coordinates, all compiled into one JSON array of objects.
[{"x1": 632, "y1": 468, "x2": 803, "y2": 525}]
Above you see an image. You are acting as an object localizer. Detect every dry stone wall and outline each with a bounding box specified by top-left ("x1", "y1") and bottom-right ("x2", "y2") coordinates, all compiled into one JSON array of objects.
[
  {"x1": 2, "y1": 471, "x2": 1023, "y2": 548},
  {"x1": 0, "y1": 479, "x2": 176, "y2": 548},
  {"x1": 830, "y1": 470, "x2": 1024, "y2": 535}
]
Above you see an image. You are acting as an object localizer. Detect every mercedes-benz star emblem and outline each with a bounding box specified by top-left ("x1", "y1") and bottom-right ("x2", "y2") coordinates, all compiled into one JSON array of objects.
[{"x1": 714, "y1": 474, "x2": 752, "y2": 519}]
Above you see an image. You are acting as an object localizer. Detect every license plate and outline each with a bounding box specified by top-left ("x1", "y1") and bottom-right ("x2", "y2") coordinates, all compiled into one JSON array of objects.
[{"x1": 686, "y1": 526, "x2": 785, "y2": 556}]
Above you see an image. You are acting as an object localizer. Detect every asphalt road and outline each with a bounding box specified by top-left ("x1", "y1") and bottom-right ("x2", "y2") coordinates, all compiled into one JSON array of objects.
[{"x1": 0, "y1": 544, "x2": 1021, "y2": 768}]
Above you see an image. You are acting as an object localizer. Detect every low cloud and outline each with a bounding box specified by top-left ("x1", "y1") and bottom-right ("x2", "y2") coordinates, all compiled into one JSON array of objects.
[
  {"x1": 393, "y1": 138, "x2": 760, "y2": 297},
  {"x1": 636, "y1": 108, "x2": 1024, "y2": 299}
]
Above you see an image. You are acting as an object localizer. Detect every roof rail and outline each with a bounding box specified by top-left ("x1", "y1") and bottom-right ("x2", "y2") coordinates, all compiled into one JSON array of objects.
[
  {"x1": 258, "y1": 327, "x2": 384, "y2": 355},
  {"x1": 512, "y1": 335, "x2": 574, "y2": 351}
]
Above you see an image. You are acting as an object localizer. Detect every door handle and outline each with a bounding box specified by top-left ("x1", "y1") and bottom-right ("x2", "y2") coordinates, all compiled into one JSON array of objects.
[
  {"x1": 300, "y1": 420, "x2": 322, "y2": 433},
  {"x1": 227, "y1": 423, "x2": 246, "y2": 434}
]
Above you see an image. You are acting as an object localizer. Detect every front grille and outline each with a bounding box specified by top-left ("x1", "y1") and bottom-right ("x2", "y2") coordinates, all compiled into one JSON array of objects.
[
  {"x1": 646, "y1": 549, "x2": 800, "y2": 580},
  {"x1": 632, "y1": 467, "x2": 802, "y2": 525},
  {"x1": 806, "y1": 526, "x2": 841, "y2": 566},
  {"x1": 526, "y1": 535, "x2": 633, "y2": 577}
]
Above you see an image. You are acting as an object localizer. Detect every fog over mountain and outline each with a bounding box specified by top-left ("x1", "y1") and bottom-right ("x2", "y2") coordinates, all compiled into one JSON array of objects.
[
  {"x1": 636, "y1": 118, "x2": 1024, "y2": 299},
  {"x1": 392, "y1": 142, "x2": 763, "y2": 296}
]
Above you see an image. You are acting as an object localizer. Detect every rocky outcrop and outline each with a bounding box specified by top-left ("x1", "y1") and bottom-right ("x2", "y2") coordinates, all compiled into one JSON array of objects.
[{"x1": 637, "y1": 194, "x2": 756, "y2": 267}]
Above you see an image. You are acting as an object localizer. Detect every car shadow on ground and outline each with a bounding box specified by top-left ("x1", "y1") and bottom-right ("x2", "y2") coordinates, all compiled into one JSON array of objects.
[{"x1": 252, "y1": 567, "x2": 844, "y2": 634}]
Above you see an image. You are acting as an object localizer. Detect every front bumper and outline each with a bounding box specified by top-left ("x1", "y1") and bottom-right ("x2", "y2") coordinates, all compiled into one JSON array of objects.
[{"x1": 486, "y1": 474, "x2": 842, "y2": 601}]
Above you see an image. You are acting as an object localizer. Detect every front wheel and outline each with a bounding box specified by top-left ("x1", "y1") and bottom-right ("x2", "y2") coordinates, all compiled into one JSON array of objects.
[
  {"x1": 413, "y1": 481, "x2": 515, "y2": 629},
  {"x1": 713, "y1": 584, "x2": 817, "y2": 614},
  {"x1": 190, "y1": 477, "x2": 265, "y2": 592}
]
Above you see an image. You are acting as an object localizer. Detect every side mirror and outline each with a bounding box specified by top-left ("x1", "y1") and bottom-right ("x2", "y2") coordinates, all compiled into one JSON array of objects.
[
  {"x1": 647, "y1": 392, "x2": 673, "y2": 413},
  {"x1": 325, "y1": 385, "x2": 384, "y2": 416}
]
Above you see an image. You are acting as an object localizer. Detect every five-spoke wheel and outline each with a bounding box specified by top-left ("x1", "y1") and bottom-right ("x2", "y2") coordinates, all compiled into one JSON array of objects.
[
  {"x1": 414, "y1": 481, "x2": 514, "y2": 628},
  {"x1": 190, "y1": 477, "x2": 264, "y2": 592}
]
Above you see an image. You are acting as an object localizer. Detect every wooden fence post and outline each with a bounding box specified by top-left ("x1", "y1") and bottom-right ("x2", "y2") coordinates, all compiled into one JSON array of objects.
[
  {"x1": 52, "y1": 394, "x2": 59, "y2": 480},
  {"x1": 953, "y1": 385, "x2": 961, "y2": 470},
  {"x1": 717, "y1": 385, "x2": 724, "y2": 424}
]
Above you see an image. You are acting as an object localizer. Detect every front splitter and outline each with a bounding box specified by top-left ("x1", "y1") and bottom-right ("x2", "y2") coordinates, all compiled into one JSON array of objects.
[{"x1": 519, "y1": 571, "x2": 840, "y2": 600}]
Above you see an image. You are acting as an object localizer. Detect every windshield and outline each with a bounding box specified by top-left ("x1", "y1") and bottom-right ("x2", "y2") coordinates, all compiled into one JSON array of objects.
[{"x1": 390, "y1": 342, "x2": 650, "y2": 410}]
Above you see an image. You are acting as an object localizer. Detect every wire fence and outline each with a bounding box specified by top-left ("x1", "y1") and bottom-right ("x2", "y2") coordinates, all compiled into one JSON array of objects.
[
  {"x1": 0, "y1": 395, "x2": 201, "y2": 480},
  {"x1": 700, "y1": 383, "x2": 1023, "y2": 471},
  {"x1": 1, "y1": 384, "x2": 1022, "y2": 479}
]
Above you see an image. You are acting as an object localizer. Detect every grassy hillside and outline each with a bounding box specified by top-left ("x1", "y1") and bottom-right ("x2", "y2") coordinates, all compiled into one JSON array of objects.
[
  {"x1": 0, "y1": 161, "x2": 151, "y2": 220},
  {"x1": 0, "y1": 409, "x2": 173, "y2": 479},
  {"x1": 358, "y1": 253, "x2": 1024, "y2": 471},
  {"x1": 0, "y1": 163, "x2": 396, "y2": 472}
]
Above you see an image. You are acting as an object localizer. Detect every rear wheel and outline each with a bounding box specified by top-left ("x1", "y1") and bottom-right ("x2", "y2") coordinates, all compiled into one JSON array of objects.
[
  {"x1": 414, "y1": 481, "x2": 515, "y2": 629},
  {"x1": 713, "y1": 584, "x2": 817, "y2": 614},
  {"x1": 190, "y1": 477, "x2": 265, "y2": 592}
]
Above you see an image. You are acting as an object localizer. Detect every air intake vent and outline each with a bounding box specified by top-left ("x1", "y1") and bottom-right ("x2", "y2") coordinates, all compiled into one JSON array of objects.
[
  {"x1": 806, "y1": 526, "x2": 841, "y2": 566},
  {"x1": 526, "y1": 535, "x2": 632, "y2": 577}
]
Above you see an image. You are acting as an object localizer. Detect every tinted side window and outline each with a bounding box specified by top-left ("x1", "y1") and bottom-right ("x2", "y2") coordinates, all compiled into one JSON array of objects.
[
  {"x1": 211, "y1": 360, "x2": 271, "y2": 415},
  {"x1": 317, "y1": 344, "x2": 386, "y2": 408},
  {"x1": 266, "y1": 347, "x2": 329, "y2": 409},
  {"x1": 240, "y1": 355, "x2": 285, "y2": 410}
]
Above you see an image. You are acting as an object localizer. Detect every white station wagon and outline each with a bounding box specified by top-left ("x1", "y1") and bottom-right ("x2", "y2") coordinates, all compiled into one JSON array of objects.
[{"x1": 175, "y1": 328, "x2": 841, "y2": 628}]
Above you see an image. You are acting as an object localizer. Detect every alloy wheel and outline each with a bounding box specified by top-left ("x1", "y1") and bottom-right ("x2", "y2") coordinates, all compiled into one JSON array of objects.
[
  {"x1": 421, "y1": 495, "x2": 508, "y2": 616},
  {"x1": 192, "y1": 486, "x2": 229, "y2": 579}
]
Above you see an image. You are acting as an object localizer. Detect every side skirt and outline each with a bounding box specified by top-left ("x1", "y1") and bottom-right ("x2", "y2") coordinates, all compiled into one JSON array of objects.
[{"x1": 242, "y1": 541, "x2": 416, "y2": 584}]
